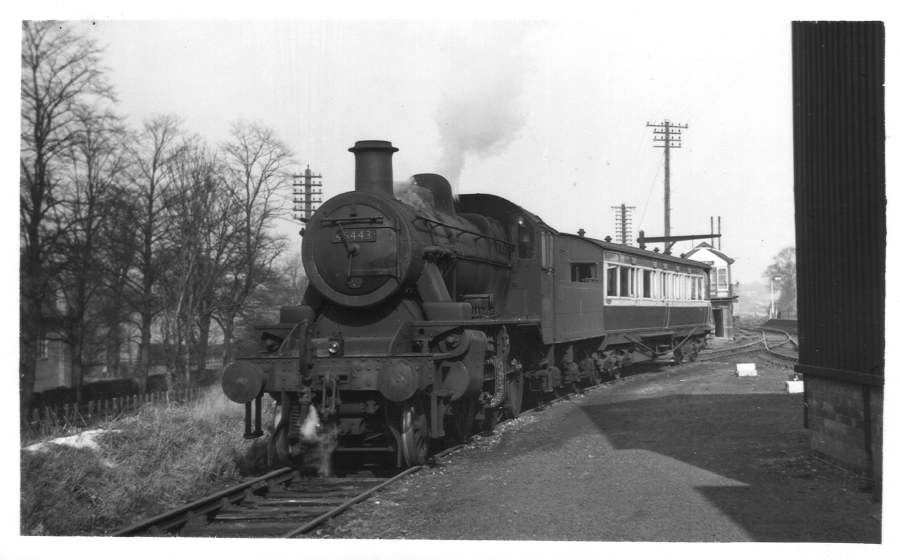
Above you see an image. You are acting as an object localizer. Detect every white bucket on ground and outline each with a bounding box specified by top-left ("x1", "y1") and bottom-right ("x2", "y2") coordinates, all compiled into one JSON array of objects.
[{"x1": 785, "y1": 380, "x2": 804, "y2": 393}]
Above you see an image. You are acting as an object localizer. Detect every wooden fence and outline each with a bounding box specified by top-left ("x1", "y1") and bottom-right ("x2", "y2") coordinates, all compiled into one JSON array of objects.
[{"x1": 25, "y1": 386, "x2": 201, "y2": 435}]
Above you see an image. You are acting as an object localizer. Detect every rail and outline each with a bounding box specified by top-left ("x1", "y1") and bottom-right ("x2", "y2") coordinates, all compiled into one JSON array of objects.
[
  {"x1": 112, "y1": 466, "x2": 296, "y2": 536},
  {"x1": 696, "y1": 328, "x2": 798, "y2": 364},
  {"x1": 284, "y1": 444, "x2": 465, "y2": 537}
]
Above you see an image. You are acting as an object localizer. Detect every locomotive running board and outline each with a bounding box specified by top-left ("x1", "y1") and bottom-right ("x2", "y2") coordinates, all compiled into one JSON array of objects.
[{"x1": 409, "y1": 318, "x2": 540, "y2": 328}]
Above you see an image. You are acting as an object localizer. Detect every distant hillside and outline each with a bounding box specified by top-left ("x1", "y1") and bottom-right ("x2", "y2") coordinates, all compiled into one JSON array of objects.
[{"x1": 733, "y1": 281, "x2": 772, "y2": 318}]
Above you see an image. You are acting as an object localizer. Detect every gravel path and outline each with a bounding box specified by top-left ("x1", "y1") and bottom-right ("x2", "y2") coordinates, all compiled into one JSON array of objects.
[{"x1": 317, "y1": 358, "x2": 881, "y2": 542}]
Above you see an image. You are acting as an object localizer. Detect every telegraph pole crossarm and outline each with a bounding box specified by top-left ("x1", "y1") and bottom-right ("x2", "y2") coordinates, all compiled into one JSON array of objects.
[
  {"x1": 637, "y1": 231, "x2": 720, "y2": 252},
  {"x1": 646, "y1": 119, "x2": 689, "y2": 253},
  {"x1": 292, "y1": 164, "x2": 323, "y2": 223}
]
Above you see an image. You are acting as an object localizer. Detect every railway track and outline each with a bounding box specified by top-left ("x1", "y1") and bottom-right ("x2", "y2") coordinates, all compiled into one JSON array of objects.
[
  {"x1": 697, "y1": 327, "x2": 798, "y2": 364},
  {"x1": 114, "y1": 446, "x2": 464, "y2": 538}
]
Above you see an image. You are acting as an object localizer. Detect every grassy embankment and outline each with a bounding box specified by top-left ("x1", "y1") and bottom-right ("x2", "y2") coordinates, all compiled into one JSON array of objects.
[{"x1": 21, "y1": 388, "x2": 270, "y2": 536}]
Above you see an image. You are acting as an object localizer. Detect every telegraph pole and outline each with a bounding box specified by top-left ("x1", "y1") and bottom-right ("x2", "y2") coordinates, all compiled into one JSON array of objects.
[
  {"x1": 611, "y1": 203, "x2": 636, "y2": 245},
  {"x1": 646, "y1": 120, "x2": 688, "y2": 253},
  {"x1": 292, "y1": 165, "x2": 322, "y2": 223}
]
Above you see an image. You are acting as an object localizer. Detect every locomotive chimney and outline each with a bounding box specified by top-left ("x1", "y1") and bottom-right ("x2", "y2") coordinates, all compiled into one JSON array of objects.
[{"x1": 349, "y1": 140, "x2": 398, "y2": 197}]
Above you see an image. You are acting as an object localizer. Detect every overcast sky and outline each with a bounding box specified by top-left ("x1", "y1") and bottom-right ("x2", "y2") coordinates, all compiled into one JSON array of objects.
[
  {"x1": 7, "y1": 1, "x2": 895, "y2": 289},
  {"x1": 52, "y1": 17, "x2": 799, "y2": 283}
]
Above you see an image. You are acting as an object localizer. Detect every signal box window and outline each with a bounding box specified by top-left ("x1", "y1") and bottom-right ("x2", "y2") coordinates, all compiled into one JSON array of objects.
[{"x1": 571, "y1": 262, "x2": 597, "y2": 282}]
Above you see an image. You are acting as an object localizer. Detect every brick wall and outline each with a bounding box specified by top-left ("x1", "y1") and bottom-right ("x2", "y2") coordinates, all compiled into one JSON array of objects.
[{"x1": 806, "y1": 377, "x2": 882, "y2": 485}]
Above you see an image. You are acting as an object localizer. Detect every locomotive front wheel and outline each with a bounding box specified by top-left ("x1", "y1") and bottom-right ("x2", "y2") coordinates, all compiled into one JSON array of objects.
[{"x1": 399, "y1": 402, "x2": 430, "y2": 467}]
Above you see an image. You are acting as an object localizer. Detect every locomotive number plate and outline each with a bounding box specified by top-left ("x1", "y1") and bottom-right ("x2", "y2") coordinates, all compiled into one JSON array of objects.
[{"x1": 333, "y1": 229, "x2": 377, "y2": 243}]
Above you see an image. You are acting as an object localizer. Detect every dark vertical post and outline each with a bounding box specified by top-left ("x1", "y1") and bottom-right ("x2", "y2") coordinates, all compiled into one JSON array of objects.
[
  {"x1": 647, "y1": 120, "x2": 687, "y2": 254},
  {"x1": 717, "y1": 216, "x2": 722, "y2": 250},
  {"x1": 663, "y1": 122, "x2": 671, "y2": 248}
]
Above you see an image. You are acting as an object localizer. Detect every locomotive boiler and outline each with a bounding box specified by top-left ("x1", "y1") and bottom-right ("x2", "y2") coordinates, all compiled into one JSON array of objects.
[{"x1": 222, "y1": 139, "x2": 713, "y2": 470}]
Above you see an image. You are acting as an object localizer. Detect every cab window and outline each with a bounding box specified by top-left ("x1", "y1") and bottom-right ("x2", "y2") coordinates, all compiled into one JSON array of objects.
[{"x1": 571, "y1": 263, "x2": 598, "y2": 282}]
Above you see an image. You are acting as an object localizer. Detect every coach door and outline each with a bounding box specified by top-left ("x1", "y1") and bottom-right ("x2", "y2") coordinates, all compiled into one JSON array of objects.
[{"x1": 539, "y1": 229, "x2": 556, "y2": 342}]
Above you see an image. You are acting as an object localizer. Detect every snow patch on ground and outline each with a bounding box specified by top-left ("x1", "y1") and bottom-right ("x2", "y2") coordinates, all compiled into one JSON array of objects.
[{"x1": 24, "y1": 429, "x2": 119, "y2": 467}]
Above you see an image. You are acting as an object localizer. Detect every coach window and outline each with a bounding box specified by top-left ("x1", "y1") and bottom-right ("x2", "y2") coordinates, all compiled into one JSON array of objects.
[
  {"x1": 606, "y1": 264, "x2": 618, "y2": 296},
  {"x1": 571, "y1": 262, "x2": 598, "y2": 282},
  {"x1": 642, "y1": 269, "x2": 652, "y2": 298},
  {"x1": 619, "y1": 266, "x2": 631, "y2": 297}
]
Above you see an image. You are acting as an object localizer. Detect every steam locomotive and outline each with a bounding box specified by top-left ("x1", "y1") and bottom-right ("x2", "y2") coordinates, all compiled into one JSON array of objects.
[{"x1": 222, "y1": 140, "x2": 712, "y2": 469}]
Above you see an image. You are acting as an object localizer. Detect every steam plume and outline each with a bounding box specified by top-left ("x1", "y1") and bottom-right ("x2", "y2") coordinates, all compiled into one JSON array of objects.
[{"x1": 435, "y1": 27, "x2": 533, "y2": 187}]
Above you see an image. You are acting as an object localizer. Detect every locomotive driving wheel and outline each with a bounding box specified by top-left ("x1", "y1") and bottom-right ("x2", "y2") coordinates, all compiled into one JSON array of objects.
[{"x1": 398, "y1": 401, "x2": 430, "y2": 467}]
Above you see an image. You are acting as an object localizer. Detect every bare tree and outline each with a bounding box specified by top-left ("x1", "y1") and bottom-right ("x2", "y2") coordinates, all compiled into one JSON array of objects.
[
  {"x1": 20, "y1": 21, "x2": 114, "y2": 418},
  {"x1": 96, "y1": 189, "x2": 140, "y2": 378},
  {"x1": 53, "y1": 106, "x2": 127, "y2": 403},
  {"x1": 123, "y1": 114, "x2": 185, "y2": 391},
  {"x1": 215, "y1": 122, "x2": 292, "y2": 363},
  {"x1": 158, "y1": 139, "x2": 237, "y2": 386}
]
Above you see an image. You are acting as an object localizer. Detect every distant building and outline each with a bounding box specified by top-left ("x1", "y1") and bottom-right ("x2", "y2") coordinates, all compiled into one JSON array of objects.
[
  {"x1": 34, "y1": 332, "x2": 71, "y2": 392},
  {"x1": 683, "y1": 242, "x2": 737, "y2": 338}
]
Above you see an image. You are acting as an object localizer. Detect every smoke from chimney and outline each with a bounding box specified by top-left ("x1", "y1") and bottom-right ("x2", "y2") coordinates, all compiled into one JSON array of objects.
[{"x1": 435, "y1": 27, "x2": 533, "y2": 186}]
